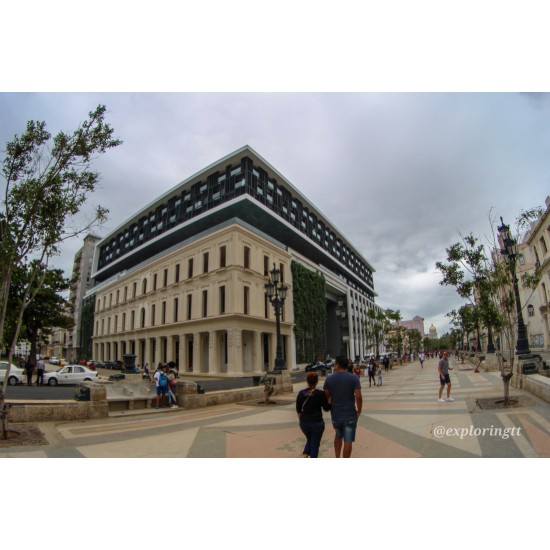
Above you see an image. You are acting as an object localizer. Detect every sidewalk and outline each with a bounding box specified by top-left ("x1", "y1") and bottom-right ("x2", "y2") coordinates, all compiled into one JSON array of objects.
[{"x1": 1, "y1": 356, "x2": 549, "y2": 458}]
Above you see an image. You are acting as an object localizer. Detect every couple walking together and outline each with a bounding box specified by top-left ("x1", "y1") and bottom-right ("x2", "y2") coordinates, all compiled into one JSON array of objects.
[{"x1": 296, "y1": 355, "x2": 362, "y2": 458}]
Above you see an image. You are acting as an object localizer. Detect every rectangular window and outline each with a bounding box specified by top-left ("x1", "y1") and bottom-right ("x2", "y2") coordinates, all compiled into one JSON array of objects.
[
  {"x1": 153, "y1": 273, "x2": 157, "y2": 291},
  {"x1": 161, "y1": 301, "x2": 166, "y2": 324},
  {"x1": 188, "y1": 258, "x2": 194, "y2": 278},
  {"x1": 173, "y1": 298, "x2": 179, "y2": 322},
  {"x1": 116, "y1": 290, "x2": 120, "y2": 304},
  {"x1": 175, "y1": 264, "x2": 180, "y2": 283},
  {"x1": 264, "y1": 255, "x2": 269, "y2": 276},
  {"x1": 131, "y1": 310, "x2": 135, "y2": 330},
  {"x1": 202, "y1": 290, "x2": 208, "y2": 318},
  {"x1": 122, "y1": 313, "x2": 126, "y2": 331},
  {"x1": 132, "y1": 282, "x2": 137, "y2": 298},
  {"x1": 203, "y1": 252, "x2": 209, "y2": 274},
  {"x1": 124, "y1": 286, "x2": 128, "y2": 302},
  {"x1": 187, "y1": 295, "x2": 192, "y2": 320},
  {"x1": 219, "y1": 286, "x2": 226, "y2": 314},
  {"x1": 244, "y1": 246, "x2": 250, "y2": 269},
  {"x1": 279, "y1": 263, "x2": 284, "y2": 283},
  {"x1": 220, "y1": 246, "x2": 226, "y2": 268},
  {"x1": 244, "y1": 286, "x2": 250, "y2": 315},
  {"x1": 151, "y1": 304, "x2": 156, "y2": 326},
  {"x1": 163, "y1": 268, "x2": 168, "y2": 287}
]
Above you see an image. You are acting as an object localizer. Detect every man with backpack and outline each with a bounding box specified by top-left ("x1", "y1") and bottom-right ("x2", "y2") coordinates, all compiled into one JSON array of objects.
[{"x1": 154, "y1": 365, "x2": 171, "y2": 408}]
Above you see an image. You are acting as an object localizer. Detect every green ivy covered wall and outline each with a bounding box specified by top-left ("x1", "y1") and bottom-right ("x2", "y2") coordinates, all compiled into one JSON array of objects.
[{"x1": 291, "y1": 261, "x2": 326, "y2": 363}]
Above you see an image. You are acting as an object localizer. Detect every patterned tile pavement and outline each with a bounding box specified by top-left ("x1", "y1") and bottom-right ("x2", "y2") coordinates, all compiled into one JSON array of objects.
[{"x1": 1, "y1": 355, "x2": 549, "y2": 458}]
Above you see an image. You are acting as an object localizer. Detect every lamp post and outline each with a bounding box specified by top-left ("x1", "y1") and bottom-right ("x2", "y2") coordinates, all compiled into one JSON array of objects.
[
  {"x1": 335, "y1": 296, "x2": 346, "y2": 356},
  {"x1": 265, "y1": 264, "x2": 288, "y2": 371},
  {"x1": 497, "y1": 217, "x2": 531, "y2": 355}
]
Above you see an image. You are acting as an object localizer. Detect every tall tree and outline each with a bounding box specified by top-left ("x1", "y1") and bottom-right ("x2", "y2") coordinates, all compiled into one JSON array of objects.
[
  {"x1": 0, "y1": 105, "x2": 121, "y2": 438},
  {"x1": 436, "y1": 208, "x2": 543, "y2": 404}
]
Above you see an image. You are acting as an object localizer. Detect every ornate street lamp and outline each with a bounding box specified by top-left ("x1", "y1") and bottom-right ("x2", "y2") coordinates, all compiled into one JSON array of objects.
[
  {"x1": 265, "y1": 264, "x2": 288, "y2": 371},
  {"x1": 335, "y1": 296, "x2": 346, "y2": 356},
  {"x1": 497, "y1": 217, "x2": 531, "y2": 355}
]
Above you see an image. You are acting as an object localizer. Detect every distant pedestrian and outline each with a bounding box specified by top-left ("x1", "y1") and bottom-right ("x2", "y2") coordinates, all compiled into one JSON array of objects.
[
  {"x1": 296, "y1": 372, "x2": 331, "y2": 458},
  {"x1": 25, "y1": 359, "x2": 33, "y2": 386},
  {"x1": 367, "y1": 358, "x2": 376, "y2": 387},
  {"x1": 437, "y1": 351, "x2": 454, "y2": 402},
  {"x1": 376, "y1": 364, "x2": 382, "y2": 386},
  {"x1": 168, "y1": 366, "x2": 178, "y2": 409},
  {"x1": 154, "y1": 365, "x2": 170, "y2": 408},
  {"x1": 353, "y1": 364, "x2": 362, "y2": 377},
  {"x1": 419, "y1": 352, "x2": 425, "y2": 369},
  {"x1": 323, "y1": 356, "x2": 362, "y2": 458},
  {"x1": 35, "y1": 358, "x2": 46, "y2": 385},
  {"x1": 383, "y1": 355, "x2": 390, "y2": 372}
]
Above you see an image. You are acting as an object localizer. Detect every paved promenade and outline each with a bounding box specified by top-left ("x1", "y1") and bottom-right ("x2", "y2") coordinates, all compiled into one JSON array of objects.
[{"x1": 1, "y1": 355, "x2": 550, "y2": 458}]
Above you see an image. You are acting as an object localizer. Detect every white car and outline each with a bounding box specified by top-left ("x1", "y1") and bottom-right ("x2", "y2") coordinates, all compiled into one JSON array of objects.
[
  {"x1": 49, "y1": 357, "x2": 61, "y2": 365},
  {"x1": 0, "y1": 361, "x2": 25, "y2": 386},
  {"x1": 43, "y1": 365, "x2": 98, "y2": 386}
]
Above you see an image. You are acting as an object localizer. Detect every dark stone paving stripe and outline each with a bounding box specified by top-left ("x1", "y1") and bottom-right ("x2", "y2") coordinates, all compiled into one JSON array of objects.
[
  {"x1": 470, "y1": 412, "x2": 523, "y2": 457},
  {"x1": 53, "y1": 407, "x2": 264, "y2": 449},
  {"x1": 360, "y1": 415, "x2": 478, "y2": 458},
  {"x1": 187, "y1": 428, "x2": 227, "y2": 458}
]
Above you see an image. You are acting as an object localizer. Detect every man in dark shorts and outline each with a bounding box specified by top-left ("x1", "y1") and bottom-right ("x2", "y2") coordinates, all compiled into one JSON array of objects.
[
  {"x1": 437, "y1": 351, "x2": 454, "y2": 402},
  {"x1": 323, "y1": 355, "x2": 362, "y2": 458}
]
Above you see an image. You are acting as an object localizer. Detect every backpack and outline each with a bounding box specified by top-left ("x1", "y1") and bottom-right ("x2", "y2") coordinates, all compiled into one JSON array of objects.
[{"x1": 159, "y1": 372, "x2": 168, "y2": 388}]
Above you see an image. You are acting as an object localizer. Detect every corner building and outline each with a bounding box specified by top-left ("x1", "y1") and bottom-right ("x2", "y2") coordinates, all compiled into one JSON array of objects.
[{"x1": 88, "y1": 146, "x2": 377, "y2": 376}]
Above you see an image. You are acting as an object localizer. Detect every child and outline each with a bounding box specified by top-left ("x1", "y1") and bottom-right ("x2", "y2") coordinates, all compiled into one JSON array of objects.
[{"x1": 376, "y1": 364, "x2": 382, "y2": 386}]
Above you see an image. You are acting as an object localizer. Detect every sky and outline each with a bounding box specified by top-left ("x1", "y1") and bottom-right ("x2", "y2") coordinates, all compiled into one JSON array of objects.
[{"x1": 1, "y1": 92, "x2": 549, "y2": 336}]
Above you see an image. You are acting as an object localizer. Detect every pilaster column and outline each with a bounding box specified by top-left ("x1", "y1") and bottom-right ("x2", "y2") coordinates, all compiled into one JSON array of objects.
[
  {"x1": 209, "y1": 330, "x2": 219, "y2": 375},
  {"x1": 227, "y1": 328, "x2": 242, "y2": 375}
]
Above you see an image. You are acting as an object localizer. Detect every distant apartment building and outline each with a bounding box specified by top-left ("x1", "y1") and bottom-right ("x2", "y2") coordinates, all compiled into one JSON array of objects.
[
  {"x1": 519, "y1": 196, "x2": 550, "y2": 355},
  {"x1": 85, "y1": 146, "x2": 379, "y2": 375},
  {"x1": 393, "y1": 315, "x2": 425, "y2": 337}
]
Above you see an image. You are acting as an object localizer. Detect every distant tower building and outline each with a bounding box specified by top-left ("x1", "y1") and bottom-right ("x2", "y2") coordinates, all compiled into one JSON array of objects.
[
  {"x1": 428, "y1": 323, "x2": 438, "y2": 340},
  {"x1": 66, "y1": 234, "x2": 101, "y2": 361}
]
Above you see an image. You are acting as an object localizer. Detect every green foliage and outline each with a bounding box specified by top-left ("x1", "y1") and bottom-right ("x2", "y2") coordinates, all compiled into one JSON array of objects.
[
  {"x1": 291, "y1": 261, "x2": 326, "y2": 362},
  {"x1": 0, "y1": 105, "x2": 121, "y2": 398}
]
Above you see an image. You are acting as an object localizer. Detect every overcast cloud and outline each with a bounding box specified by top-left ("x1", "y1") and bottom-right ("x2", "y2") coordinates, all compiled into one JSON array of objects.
[{"x1": 1, "y1": 92, "x2": 549, "y2": 336}]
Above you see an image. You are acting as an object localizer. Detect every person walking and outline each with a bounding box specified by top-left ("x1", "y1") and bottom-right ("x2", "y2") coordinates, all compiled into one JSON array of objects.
[
  {"x1": 367, "y1": 358, "x2": 376, "y2": 387},
  {"x1": 35, "y1": 358, "x2": 46, "y2": 386},
  {"x1": 419, "y1": 352, "x2": 425, "y2": 369},
  {"x1": 296, "y1": 372, "x2": 331, "y2": 458},
  {"x1": 24, "y1": 358, "x2": 34, "y2": 386},
  {"x1": 376, "y1": 363, "x2": 382, "y2": 386},
  {"x1": 437, "y1": 351, "x2": 454, "y2": 402},
  {"x1": 383, "y1": 355, "x2": 390, "y2": 372},
  {"x1": 323, "y1": 355, "x2": 362, "y2": 458}
]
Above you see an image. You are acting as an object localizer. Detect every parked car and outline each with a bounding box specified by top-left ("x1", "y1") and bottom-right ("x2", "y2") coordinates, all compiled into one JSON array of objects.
[
  {"x1": 305, "y1": 361, "x2": 331, "y2": 375},
  {"x1": 104, "y1": 360, "x2": 123, "y2": 370},
  {"x1": 49, "y1": 357, "x2": 61, "y2": 365},
  {"x1": 43, "y1": 365, "x2": 98, "y2": 386},
  {"x1": 0, "y1": 361, "x2": 25, "y2": 386}
]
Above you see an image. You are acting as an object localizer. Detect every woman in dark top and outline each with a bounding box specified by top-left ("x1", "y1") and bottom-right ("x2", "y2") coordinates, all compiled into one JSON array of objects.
[{"x1": 296, "y1": 371, "x2": 331, "y2": 458}]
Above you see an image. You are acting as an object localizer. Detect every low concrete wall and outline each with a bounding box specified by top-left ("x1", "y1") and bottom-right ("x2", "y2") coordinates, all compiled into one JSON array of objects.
[
  {"x1": 521, "y1": 374, "x2": 550, "y2": 404},
  {"x1": 6, "y1": 372, "x2": 294, "y2": 422},
  {"x1": 180, "y1": 385, "x2": 287, "y2": 409},
  {"x1": 7, "y1": 400, "x2": 109, "y2": 422}
]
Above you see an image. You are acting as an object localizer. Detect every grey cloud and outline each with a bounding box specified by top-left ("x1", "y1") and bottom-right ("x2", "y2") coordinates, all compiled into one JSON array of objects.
[{"x1": 1, "y1": 92, "x2": 548, "y2": 336}]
